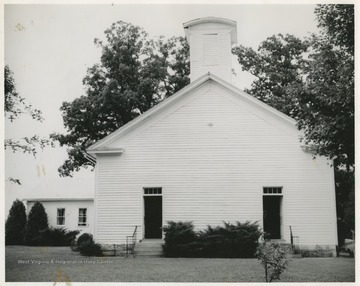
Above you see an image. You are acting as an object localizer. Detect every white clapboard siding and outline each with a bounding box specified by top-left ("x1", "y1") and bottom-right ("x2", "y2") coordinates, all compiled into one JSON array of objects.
[
  {"x1": 26, "y1": 200, "x2": 94, "y2": 235},
  {"x1": 94, "y1": 81, "x2": 337, "y2": 248}
]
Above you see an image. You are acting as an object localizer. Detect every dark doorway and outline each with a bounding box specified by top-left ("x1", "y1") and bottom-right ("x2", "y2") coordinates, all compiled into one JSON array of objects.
[
  {"x1": 263, "y1": 196, "x2": 281, "y2": 239},
  {"x1": 144, "y1": 196, "x2": 162, "y2": 238}
]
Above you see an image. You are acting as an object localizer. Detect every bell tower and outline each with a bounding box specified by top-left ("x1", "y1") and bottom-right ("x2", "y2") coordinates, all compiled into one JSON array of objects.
[{"x1": 183, "y1": 17, "x2": 237, "y2": 83}]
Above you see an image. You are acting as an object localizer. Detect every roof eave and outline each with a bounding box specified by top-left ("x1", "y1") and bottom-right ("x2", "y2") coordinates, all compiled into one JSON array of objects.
[
  {"x1": 88, "y1": 72, "x2": 297, "y2": 152},
  {"x1": 23, "y1": 198, "x2": 94, "y2": 202},
  {"x1": 183, "y1": 17, "x2": 237, "y2": 44},
  {"x1": 87, "y1": 148, "x2": 124, "y2": 155},
  {"x1": 183, "y1": 17, "x2": 236, "y2": 29}
]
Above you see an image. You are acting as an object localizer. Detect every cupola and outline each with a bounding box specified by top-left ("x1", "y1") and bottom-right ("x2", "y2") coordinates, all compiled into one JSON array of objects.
[{"x1": 183, "y1": 17, "x2": 237, "y2": 83}]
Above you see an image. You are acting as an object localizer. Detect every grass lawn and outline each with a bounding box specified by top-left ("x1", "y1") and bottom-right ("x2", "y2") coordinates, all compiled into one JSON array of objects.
[{"x1": 6, "y1": 246, "x2": 355, "y2": 282}]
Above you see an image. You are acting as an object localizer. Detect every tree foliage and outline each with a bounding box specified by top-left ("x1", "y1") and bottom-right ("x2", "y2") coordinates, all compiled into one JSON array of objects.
[
  {"x1": 5, "y1": 65, "x2": 43, "y2": 122},
  {"x1": 5, "y1": 199, "x2": 27, "y2": 245},
  {"x1": 24, "y1": 201, "x2": 49, "y2": 246},
  {"x1": 232, "y1": 34, "x2": 309, "y2": 116},
  {"x1": 315, "y1": 4, "x2": 354, "y2": 54},
  {"x1": 232, "y1": 4, "x2": 354, "y2": 171},
  {"x1": 299, "y1": 4, "x2": 354, "y2": 239},
  {"x1": 233, "y1": 4, "x2": 354, "y2": 237},
  {"x1": 51, "y1": 21, "x2": 190, "y2": 177},
  {"x1": 4, "y1": 65, "x2": 53, "y2": 184},
  {"x1": 296, "y1": 4, "x2": 354, "y2": 170}
]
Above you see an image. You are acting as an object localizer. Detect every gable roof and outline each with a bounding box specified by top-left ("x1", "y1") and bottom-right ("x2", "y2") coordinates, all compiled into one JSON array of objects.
[
  {"x1": 23, "y1": 198, "x2": 94, "y2": 203},
  {"x1": 87, "y1": 73, "x2": 297, "y2": 154}
]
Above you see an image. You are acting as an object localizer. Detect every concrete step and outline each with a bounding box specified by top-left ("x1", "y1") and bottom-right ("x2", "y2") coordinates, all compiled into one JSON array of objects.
[
  {"x1": 138, "y1": 239, "x2": 163, "y2": 244},
  {"x1": 135, "y1": 250, "x2": 163, "y2": 257},
  {"x1": 136, "y1": 246, "x2": 162, "y2": 251},
  {"x1": 135, "y1": 239, "x2": 164, "y2": 257}
]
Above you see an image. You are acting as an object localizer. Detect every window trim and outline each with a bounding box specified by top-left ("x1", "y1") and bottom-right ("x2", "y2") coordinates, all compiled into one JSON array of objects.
[
  {"x1": 143, "y1": 187, "x2": 162, "y2": 196},
  {"x1": 57, "y1": 208, "x2": 65, "y2": 226},
  {"x1": 78, "y1": 208, "x2": 87, "y2": 227},
  {"x1": 263, "y1": 187, "x2": 283, "y2": 196}
]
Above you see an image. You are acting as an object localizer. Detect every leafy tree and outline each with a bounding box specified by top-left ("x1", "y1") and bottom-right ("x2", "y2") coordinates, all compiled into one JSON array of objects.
[
  {"x1": 315, "y1": 4, "x2": 354, "y2": 54},
  {"x1": 5, "y1": 199, "x2": 27, "y2": 245},
  {"x1": 232, "y1": 5, "x2": 354, "y2": 171},
  {"x1": 343, "y1": 184, "x2": 355, "y2": 231},
  {"x1": 4, "y1": 65, "x2": 53, "y2": 184},
  {"x1": 51, "y1": 21, "x2": 189, "y2": 177},
  {"x1": 295, "y1": 5, "x2": 354, "y2": 240},
  {"x1": 232, "y1": 34, "x2": 309, "y2": 116},
  {"x1": 233, "y1": 4, "x2": 354, "y2": 239},
  {"x1": 295, "y1": 4, "x2": 354, "y2": 171},
  {"x1": 5, "y1": 65, "x2": 43, "y2": 123},
  {"x1": 24, "y1": 201, "x2": 49, "y2": 246}
]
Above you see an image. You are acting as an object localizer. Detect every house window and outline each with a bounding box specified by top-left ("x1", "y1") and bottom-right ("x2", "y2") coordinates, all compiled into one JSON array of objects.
[
  {"x1": 57, "y1": 208, "x2": 65, "y2": 226},
  {"x1": 203, "y1": 33, "x2": 218, "y2": 66},
  {"x1": 263, "y1": 187, "x2": 282, "y2": 194},
  {"x1": 144, "y1": 188, "x2": 162, "y2": 195},
  {"x1": 78, "y1": 208, "x2": 87, "y2": 226}
]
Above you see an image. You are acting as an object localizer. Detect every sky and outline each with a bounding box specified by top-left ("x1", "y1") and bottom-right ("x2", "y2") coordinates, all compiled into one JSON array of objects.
[{"x1": 4, "y1": 3, "x2": 322, "y2": 215}]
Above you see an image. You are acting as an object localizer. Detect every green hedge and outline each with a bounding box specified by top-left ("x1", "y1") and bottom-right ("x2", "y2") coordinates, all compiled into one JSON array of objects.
[{"x1": 162, "y1": 221, "x2": 262, "y2": 258}]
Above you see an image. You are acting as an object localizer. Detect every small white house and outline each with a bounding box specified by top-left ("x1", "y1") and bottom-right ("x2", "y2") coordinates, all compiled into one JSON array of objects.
[
  {"x1": 24, "y1": 198, "x2": 94, "y2": 235},
  {"x1": 87, "y1": 17, "x2": 337, "y2": 254}
]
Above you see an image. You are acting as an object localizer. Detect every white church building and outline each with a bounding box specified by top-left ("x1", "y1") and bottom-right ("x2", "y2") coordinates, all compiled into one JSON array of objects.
[{"x1": 87, "y1": 17, "x2": 338, "y2": 254}]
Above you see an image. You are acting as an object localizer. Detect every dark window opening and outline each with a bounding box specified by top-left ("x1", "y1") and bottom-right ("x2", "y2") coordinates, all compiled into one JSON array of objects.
[
  {"x1": 263, "y1": 187, "x2": 282, "y2": 194},
  {"x1": 144, "y1": 188, "x2": 162, "y2": 195}
]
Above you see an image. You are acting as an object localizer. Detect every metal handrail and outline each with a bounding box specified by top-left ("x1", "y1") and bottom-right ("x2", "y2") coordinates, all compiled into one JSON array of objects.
[
  {"x1": 289, "y1": 226, "x2": 300, "y2": 254},
  {"x1": 126, "y1": 226, "x2": 138, "y2": 257}
]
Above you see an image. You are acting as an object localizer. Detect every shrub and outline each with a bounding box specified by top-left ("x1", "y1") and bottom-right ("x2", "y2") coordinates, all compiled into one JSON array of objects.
[
  {"x1": 24, "y1": 201, "x2": 49, "y2": 246},
  {"x1": 79, "y1": 242, "x2": 103, "y2": 256},
  {"x1": 38, "y1": 228, "x2": 80, "y2": 246},
  {"x1": 77, "y1": 233, "x2": 93, "y2": 247},
  {"x1": 162, "y1": 221, "x2": 198, "y2": 257},
  {"x1": 162, "y1": 221, "x2": 262, "y2": 258},
  {"x1": 5, "y1": 199, "x2": 27, "y2": 245},
  {"x1": 199, "y1": 221, "x2": 262, "y2": 258},
  {"x1": 162, "y1": 221, "x2": 197, "y2": 245},
  {"x1": 76, "y1": 233, "x2": 103, "y2": 256},
  {"x1": 256, "y1": 240, "x2": 290, "y2": 282}
]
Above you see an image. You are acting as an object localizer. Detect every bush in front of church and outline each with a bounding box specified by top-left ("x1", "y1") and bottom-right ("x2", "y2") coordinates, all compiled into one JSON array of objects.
[
  {"x1": 76, "y1": 233, "x2": 103, "y2": 256},
  {"x1": 198, "y1": 221, "x2": 262, "y2": 258},
  {"x1": 162, "y1": 220, "x2": 262, "y2": 258},
  {"x1": 162, "y1": 221, "x2": 201, "y2": 257},
  {"x1": 39, "y1": 227, "x2": 80, "y2": 246}
]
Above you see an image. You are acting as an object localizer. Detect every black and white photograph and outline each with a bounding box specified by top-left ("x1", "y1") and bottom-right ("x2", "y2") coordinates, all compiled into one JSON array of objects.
[{"x1": 3, "y1": 1, "x2": 356, "y2": 283}]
